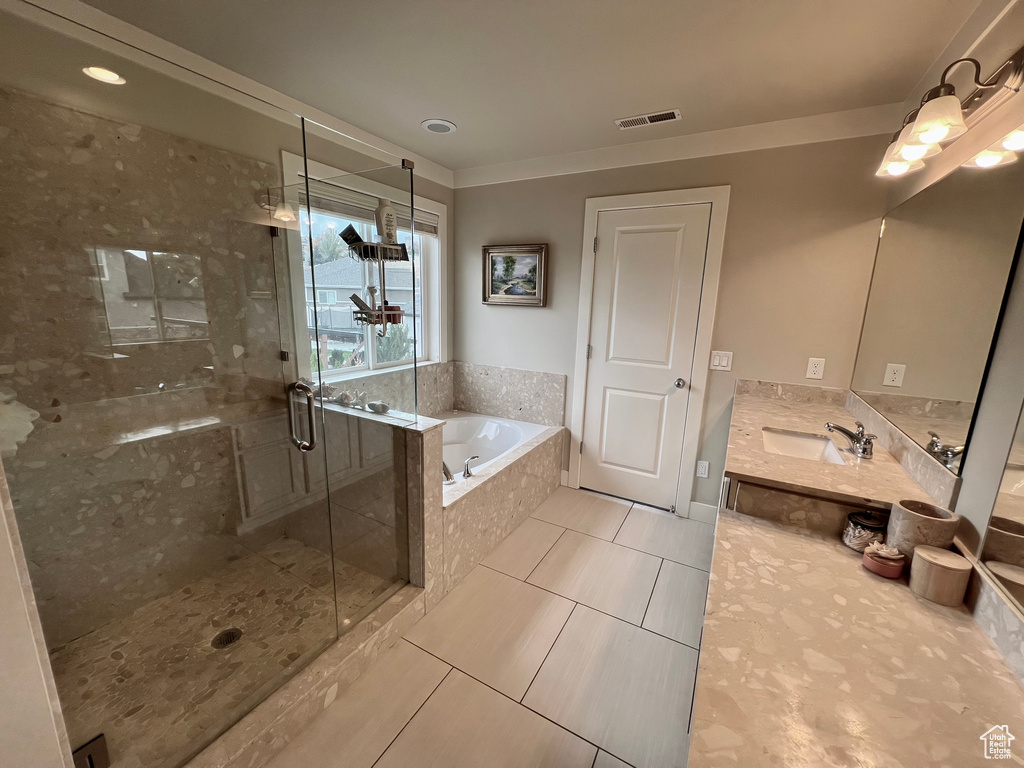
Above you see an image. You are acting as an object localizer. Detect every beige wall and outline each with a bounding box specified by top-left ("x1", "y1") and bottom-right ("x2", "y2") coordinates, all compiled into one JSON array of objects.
[{"x1": 454, "y1": 136, "x2": 891, "y2": 504}]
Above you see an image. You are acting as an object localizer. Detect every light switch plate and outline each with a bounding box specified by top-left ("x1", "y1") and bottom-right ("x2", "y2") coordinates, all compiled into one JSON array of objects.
[
  {"x1": 710, "y1": 351, "x2": 732, "y2": 371},
  {"x1": 696, "y1": 460, "x2": 709, "y2": 479},
  {"x1": 883, "y1": 363, "x2": 906, "y2": 387},
  {"x1": 806, "y1": 358, "x2": 825, "y2": 379}
]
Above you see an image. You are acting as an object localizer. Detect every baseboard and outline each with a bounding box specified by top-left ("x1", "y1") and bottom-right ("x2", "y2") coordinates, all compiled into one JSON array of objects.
[
  {"x1": 561, "y1": 469, "x2": 570, "y2": 486},
  {"x1": 688, "y1": 501, "x2": 719, "y2": 525}
]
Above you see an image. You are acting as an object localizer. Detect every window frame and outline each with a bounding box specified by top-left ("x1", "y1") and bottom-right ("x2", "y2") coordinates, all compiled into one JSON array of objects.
[{"x1": 281, "y1": 152, "x2": 447, "y2": 384}]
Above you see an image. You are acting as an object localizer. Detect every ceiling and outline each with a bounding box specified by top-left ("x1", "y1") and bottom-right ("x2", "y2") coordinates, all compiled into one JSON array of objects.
[{"x1": 78, "y1": 0, "x2": 982, "y2": 171}]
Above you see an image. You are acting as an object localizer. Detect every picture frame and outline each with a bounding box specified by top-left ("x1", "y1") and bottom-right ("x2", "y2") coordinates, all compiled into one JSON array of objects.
[{"x1": 482, "y1": 243, "x2": 548, "y2": 306}]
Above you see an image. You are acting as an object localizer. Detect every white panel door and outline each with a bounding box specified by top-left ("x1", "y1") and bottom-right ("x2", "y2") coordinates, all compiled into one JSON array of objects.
[{"x1": 580, "y1": 203, "x2": 711, "y2": 509}]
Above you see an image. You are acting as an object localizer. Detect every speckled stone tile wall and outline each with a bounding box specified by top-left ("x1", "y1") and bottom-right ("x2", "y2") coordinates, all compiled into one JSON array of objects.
[
  {"x1": 453, "y1": 361, "x2": 566, "y2": 426},
  {"x1": 847, "y1": 391, "x2": 960, "y2": 508},
  {"x1": 733, "y1": 481, "x2": 869, "y2": 537},
  {"x1": 967, "y1": 566, "x2": 1024, "y2": 688},
  {"x1": 441, "y1": 428, "x2": 564, "y2": 595}
]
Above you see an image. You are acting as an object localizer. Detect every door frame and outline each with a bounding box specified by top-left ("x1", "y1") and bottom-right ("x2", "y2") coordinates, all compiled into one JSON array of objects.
[{"x1": 568, "y1": 187, "x2": 730, "y2": 516}]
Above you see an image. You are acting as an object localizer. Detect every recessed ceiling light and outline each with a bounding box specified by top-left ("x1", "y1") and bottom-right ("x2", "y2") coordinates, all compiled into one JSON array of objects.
[
  {"x1": 421, "y1": 119, "x2": 456, "y2": 135},
  {"x1": 82, "y1": 66, "x2": 126, "y2": 85}
]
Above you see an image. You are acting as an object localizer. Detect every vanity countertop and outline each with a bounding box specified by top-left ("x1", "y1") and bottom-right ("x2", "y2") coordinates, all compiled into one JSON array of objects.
[
  {"x1": 726, "y1": 381, "x2": 937, "y2": 509},
  {"x1": 689, "y1": 510, "x2": 1024, "y2": 766}
]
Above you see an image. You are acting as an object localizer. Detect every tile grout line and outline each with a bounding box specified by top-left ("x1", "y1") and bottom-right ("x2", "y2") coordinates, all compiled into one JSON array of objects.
[
  {"x1": 403, "y1": 630, "x2": 613, "y2": 758},
  {"x1": 369, "y1": 648, "x2": 454, "y2": 768},
  {"x1": 536, "y1": 510, "x2": 713, "y2": 573},
  {"x1": 639, "y1": 558, "x2": 665, "y2": 628},
  {"x1": 523, "y1": 527, "x2": 569, "y2": 583},
  {"x1": 520, "y1": 602, "x2": 577, "y2": 705},
  {"x1": 476, "y1": 563, "x2": 701, "y2": 651},
  {"x1": 611, "y1": 502, "x2": 634, "y2": 542}
]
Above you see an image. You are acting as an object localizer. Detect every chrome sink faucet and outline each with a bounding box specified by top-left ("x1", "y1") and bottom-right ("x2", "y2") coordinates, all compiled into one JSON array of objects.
[
  {"x1": 824, "y1": 420, "x2": 877, "y2": 459},
  {"x1": 927, "y1": 431, "x2": 965, "y2": 469}
]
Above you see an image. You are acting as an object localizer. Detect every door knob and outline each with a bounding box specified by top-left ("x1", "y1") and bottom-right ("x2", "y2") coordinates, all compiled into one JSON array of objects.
[{"x1": 674, "y1": 378, "x2": 687, "y2": 389}]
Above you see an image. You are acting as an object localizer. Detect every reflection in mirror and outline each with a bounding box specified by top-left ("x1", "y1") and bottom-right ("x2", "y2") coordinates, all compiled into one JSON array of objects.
[
  {"x1": 981, "y1": 407, "x2": 1024, "y2": 610},
  {"x1": 852, "y1": 162, "x2": 1024, "y2": 473}
]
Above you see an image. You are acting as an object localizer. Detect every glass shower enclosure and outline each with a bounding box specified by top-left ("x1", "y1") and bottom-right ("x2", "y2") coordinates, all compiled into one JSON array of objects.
[{"x1": 0, "y1": 9, "x2": 417, "y2": 768}]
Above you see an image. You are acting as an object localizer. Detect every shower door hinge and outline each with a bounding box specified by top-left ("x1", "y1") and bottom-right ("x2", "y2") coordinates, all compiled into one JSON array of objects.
[
  {"x1": 579, "y1": 442, "x2": 584, "y2": 455},
  {"x1": 585, "y1": 344, "x2": 592, "y2": 359},
  {"x1": 593, "y1": 237, "x2": 598, "y2": 253}
]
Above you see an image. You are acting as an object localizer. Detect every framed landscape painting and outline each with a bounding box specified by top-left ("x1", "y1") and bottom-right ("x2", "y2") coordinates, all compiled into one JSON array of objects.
[{"x1": 482, "y1": 243, "x2": 548, "y2": 306}]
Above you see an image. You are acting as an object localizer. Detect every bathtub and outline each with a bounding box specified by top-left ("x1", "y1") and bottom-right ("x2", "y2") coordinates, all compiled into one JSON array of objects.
[{"x1": 439, "y1": 411, "x2": 548, "y2": 482}]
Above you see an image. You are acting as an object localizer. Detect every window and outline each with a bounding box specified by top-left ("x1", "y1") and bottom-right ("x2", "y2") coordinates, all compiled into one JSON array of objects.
[
  {"x1": 297, "y1": 181, "x2": 440, "y2": 378},
  {"x1": 93, "y1": 247, "x2": 209, "y2": 344}
]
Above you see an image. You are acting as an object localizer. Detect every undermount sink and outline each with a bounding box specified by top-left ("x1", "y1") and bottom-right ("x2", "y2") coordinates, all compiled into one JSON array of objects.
[{"x1": 761, "y1": 427, "x2": 847, "y2": 465}]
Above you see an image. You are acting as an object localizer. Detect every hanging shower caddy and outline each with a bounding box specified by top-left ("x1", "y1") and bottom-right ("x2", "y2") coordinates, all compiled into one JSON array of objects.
[{"x1": 339, "y1": 223, "x2": 408, "y2": 338}]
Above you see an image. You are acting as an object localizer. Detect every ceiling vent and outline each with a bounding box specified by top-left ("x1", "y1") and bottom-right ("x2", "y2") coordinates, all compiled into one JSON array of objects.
[{"x1": 615, "y1": 109, "x2": 682, "y2": 130}]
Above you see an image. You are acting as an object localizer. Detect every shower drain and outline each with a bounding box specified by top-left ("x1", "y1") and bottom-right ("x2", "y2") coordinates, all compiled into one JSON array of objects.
[{"x1": 211, "y1": 627, "x2": 243, "y2": 650}]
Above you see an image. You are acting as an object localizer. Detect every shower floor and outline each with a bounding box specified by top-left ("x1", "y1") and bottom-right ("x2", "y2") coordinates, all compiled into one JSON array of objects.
[{"x1": 49, "y1": 535, "x2": 398, "y2": 768}]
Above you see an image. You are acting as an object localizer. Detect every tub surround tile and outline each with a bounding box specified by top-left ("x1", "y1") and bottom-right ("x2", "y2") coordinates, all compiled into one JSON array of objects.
[
  {"x1": 531, "y1": 486, "x2": 631, "y2": 541},
  {"x1": 846, "y1": 390, "x2": 960, "y2": 509},
  {"x1": 688, "y1": 511, "x2": 1024, "y2": 767},
  {"x1": 401, "y1": 424, "x2": 444, "y2": 611},
  {"x1": 527, "y1": 530, "x2": 661, "y2": 625},
  {"x1": 481, "y1": 517, "x2": 565, "y2": 580},
  {"x1": 641, "y1": 559, "x2": 710, "y2": 649},
  {"x1": 453, "y1": 361, "x2": 567, "y2": 427},
  {"x1": 405, "y1": 566, "x2": 573, "y2": 700},
  {"x1": 412, "y1": 361, "x2": 455, "y2": 419},
  {"x1": 185, "y1": 586, "x2": 424, "y2": 768},
  {"x1": 441, "y1": 428, "x2": 563, "y2": 595},
  {"x1": 615, "y1": 504, "x2": 715, "y2": 572},
  {"x1": 264, "y1": 641, "x2": 449, "y2": 768},
  {"x1": 726, "y1": 381, "x2": 938, "y2": 513},
  {"x1": 523, "y1": 605, "x2": 697, "y2": 768},
  {"x1": 374, "y1": 670, "x2": 596, "y2": 768}
]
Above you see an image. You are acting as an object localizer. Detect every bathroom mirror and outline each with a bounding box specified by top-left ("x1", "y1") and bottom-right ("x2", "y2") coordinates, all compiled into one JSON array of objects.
[
  {"x1": 852, "y1": 162, "x2": 1024, "y2": 473},
  {"x1": 981, "y1": 407, "x2": 1024, "y2": 610}
]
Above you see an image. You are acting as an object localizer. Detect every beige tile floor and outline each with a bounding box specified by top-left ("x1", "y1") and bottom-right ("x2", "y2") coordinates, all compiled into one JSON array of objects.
[{"x1": 270, "y1": 488, "x2": 716, "y2": 768}]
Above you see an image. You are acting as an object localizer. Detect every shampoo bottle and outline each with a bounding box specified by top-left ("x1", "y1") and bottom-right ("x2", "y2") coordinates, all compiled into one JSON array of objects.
[{"x1": 375, "y1": 198, "x2": 398, "y2": 245}]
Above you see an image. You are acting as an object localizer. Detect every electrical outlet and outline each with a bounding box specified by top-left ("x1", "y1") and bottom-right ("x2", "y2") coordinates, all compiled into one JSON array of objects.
[
  {"x1": 883, "y1": 363, "x2": 906, "y2": 387},
  {"x1": 806, "y1": 358, "x2": 825, "y2": 380},
  {"x1": 709, "y1": 351, "x2": 733, "y2": 371},
  {"x1": 696, "y1": 460, "x2": 709, "y2": 479}
]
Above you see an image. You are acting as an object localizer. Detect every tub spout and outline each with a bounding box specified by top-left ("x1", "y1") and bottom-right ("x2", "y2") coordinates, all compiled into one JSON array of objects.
[{"x1": 442, "y1": 461, "x2": 455, "y2": 484}]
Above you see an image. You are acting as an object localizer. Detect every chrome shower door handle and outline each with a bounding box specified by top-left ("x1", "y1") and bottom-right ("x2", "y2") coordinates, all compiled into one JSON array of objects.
[
  {"x1": 674, "y1": 378, "x2": 687, "y2": 389},
  {"x1": 288, "y1": 381, "x2": 317, "y2": 452}
]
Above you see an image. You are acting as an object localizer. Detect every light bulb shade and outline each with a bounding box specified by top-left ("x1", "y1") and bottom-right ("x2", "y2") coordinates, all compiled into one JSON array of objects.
[
  {"x1": 875, "y1": 139, "x2": 925, "y2": 177},
  {"x1": 909, "y1": 94, "x2": 967, "y2": 145},
  {"x1": 962, "y1": 147, "x2": 1018, "y2": 169},
  {"x1": 273, "y1": 202, "x2": 297, "y2": 222},
  {"x1": 893, "y1": 124, "x2": 940, "y2": 162},
  {"x1": 1002, "y1": 129, "x2": 1024, "y2": 152}
]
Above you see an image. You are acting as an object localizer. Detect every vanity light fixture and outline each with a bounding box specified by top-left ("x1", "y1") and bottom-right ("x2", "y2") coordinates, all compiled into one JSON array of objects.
[
  {"x1": 1003, "y1": 126, "x2": 1024, "y2": 152},
  {"x1": 82, "y1": 66, "x2": 126, "y2": 85},
  {"x1": 876, "y1": 129, "x2": 926, "y2": 177},
  {"x1": 876, "y1": 46, "x2": 1024, "y2": 177},
  {"x1": 962, "y1": 143, "x2": 1018, "y2": 169},
  {"x1": 272, "y1": 202, "x2": 297, "y2": 222}
]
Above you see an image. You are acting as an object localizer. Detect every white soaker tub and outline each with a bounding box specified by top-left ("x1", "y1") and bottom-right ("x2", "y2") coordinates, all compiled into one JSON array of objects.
[{"x1": 440, "y1": 411, "x2": 548, "y2": 482}]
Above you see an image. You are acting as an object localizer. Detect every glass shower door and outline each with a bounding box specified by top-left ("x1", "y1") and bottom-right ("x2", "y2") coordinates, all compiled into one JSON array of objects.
[{"x1": 276, "y1": 157, "x2": 416, "y2": 635}]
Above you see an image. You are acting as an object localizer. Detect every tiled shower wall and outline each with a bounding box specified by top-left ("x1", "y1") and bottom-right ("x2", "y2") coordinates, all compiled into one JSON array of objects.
[{"x1": 0, "y1": 85, "x2": 284, "y2": 646}]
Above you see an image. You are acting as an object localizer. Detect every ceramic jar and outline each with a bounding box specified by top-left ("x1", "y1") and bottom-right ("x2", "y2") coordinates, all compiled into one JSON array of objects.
[{"x1": 886, "y1": 499, "x2": 960, "y2": 560}]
